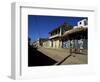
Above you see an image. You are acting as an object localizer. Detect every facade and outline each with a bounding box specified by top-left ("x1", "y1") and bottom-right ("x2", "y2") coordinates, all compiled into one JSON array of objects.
[
  {"x1": 32, "y1": 38, "x2": 49, "y2": 48},
  {"x1": 42, "y1": 40, "x2": 51, "y2": 48},
  {"x1": 62, "y1": 19, "x2": 88, "y2": 54},
  {"x1": 62, "y1": 28, "x2": 87, "y2": 54},
  {"x1": 48, "y1": 23, "x2": 72, "y2": 48}
]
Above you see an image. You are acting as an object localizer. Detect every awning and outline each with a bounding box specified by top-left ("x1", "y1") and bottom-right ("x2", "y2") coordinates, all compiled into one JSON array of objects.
[{"x1": 62, "y1": 27, "x2": 88, "y2": 38}]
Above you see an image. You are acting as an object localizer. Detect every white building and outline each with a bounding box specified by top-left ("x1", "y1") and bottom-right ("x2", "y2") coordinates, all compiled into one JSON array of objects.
[
  {"x1": 73, "y1": 19, "x2": 88, "y2": 29},
  {"x1": 77, "y1": 19, "x2": 88, "y2": 28}
]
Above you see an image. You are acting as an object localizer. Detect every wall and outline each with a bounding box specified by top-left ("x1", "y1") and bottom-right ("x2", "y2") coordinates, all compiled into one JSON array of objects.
[
  {"x1": 78, "y1": 19, "x2": 88, "y2": 27},
  {"x1": 52, "y1": 39, "x2": 62, "y2": 48},
  {"x1": 43, "y1": 40, "x2": 50, "y2": 48},
  {"x1": 0, "y1": 0, "x2": 100, "y2": 81}
]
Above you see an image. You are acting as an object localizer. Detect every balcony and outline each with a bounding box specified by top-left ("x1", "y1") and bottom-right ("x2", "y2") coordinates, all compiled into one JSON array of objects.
[{"x1": 49, "y1": 34, "x2": 61, "y2": 39}]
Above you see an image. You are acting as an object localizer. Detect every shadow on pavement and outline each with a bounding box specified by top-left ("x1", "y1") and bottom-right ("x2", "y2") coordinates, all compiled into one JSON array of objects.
[{"x1": 28, "y1": 45, "x2": 57, "y2": 67}]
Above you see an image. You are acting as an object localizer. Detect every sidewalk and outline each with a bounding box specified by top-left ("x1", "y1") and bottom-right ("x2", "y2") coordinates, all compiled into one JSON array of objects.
[
  {"x1": 38, "y1": 47, "x2": 87, "y2": 65},
  {"x1": 38, "y1": 47, "x2": 70, "y2": 62}
]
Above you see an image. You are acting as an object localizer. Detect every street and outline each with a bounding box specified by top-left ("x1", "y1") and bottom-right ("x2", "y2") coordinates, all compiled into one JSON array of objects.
[{"x1": 38, "y1": 47, "x2": 87, "y2": 65}]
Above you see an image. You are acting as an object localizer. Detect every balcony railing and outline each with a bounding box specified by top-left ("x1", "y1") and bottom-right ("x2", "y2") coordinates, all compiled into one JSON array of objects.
[{"x1": 49, "y1": 34, "x2": 61, "y2": 39}]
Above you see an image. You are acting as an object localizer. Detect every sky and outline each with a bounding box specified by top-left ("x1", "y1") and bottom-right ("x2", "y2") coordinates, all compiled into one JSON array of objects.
[{"x1": 28, "y1": 15, "x2": 87, "y2": 42}]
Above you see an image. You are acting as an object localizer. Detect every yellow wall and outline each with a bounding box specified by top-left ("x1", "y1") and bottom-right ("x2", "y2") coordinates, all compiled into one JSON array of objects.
[
  {"x1": 43, "y1": 40, "x2": 52, "y2": 48},
  {"x1": 42, "y1": 39, "x2": 62, "y2": 48},
  {"x1": 52, "y1": 40, "x2": 61, "y2": 48},
  {"x1": 49, "y1": 41, "x2": 52, "y2": 47}
]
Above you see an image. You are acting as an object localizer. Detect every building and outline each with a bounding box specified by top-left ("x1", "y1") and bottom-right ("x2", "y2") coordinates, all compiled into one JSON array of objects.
[
  {"x1": 78, "y1": 19, "x2": 88, "y2": 28},
  {"x1": 32, "y1": 40, "x2": 39, "y2": 48},
  {"x1": 32, "y1": 38, "x2": 49, "y2": 48},
  {"x1": 42, "y1": 40, "x2": 51, "y2": 48},
  {"x1": 32, "y1": 19, "x2": 88, "y2": 54},
  {"x1": 62, "y1": 19, "x2": 88, "y2": 54},
  {"x1": 74, "y1": 19, "x2": 88, "y2": 29},
  {"x1": 48, "y1": 23, "x2": 72, "y2": 48}
]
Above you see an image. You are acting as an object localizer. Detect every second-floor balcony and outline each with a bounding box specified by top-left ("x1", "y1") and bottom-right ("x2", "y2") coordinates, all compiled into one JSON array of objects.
[{"x1": 49, "y1": 34, "x2": 61, "y2": 39}]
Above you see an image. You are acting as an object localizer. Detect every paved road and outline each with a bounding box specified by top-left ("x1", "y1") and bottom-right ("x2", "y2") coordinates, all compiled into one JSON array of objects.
[
  {"x1": 37, "y1": 47, "x2": 87, "y2": 65},
  {"x1": 38, "y1": 47, "x2": 70, "y2": 62},
  {"x1": 61, "y1": 53, "x2": 88, "y2": 65}
]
